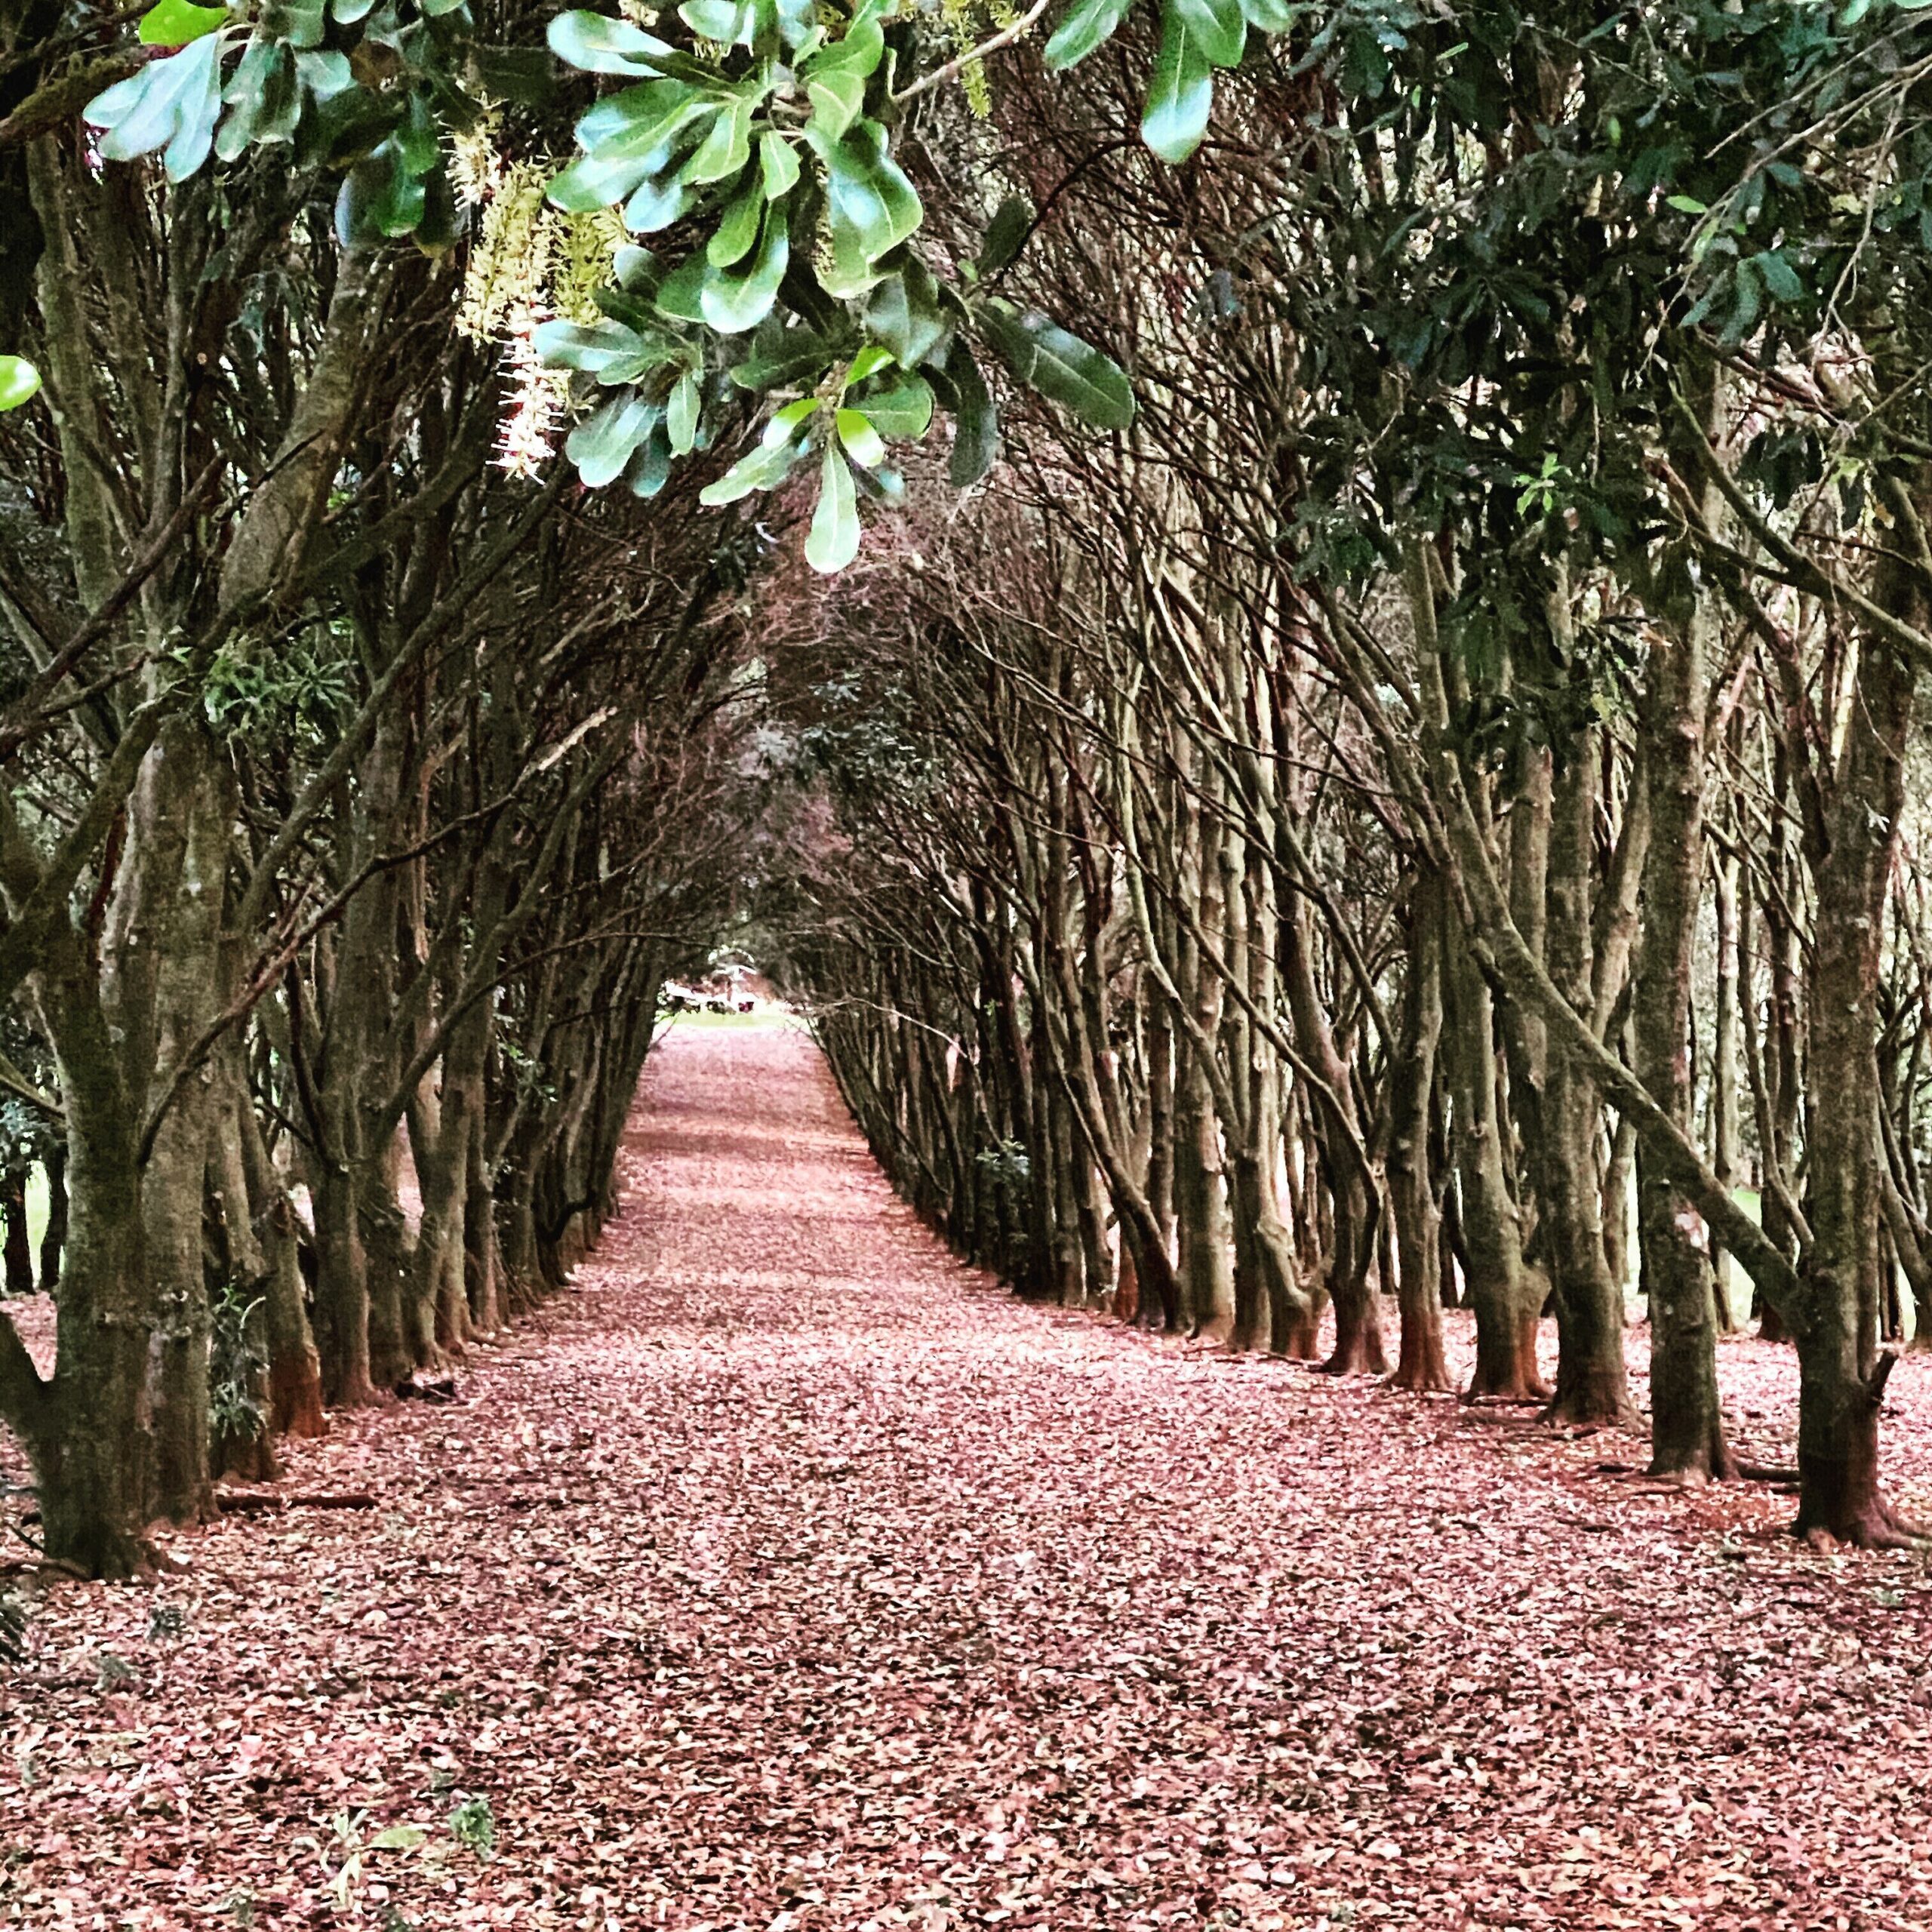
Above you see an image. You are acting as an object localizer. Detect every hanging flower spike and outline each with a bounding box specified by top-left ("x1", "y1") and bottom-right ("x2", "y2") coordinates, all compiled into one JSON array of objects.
[
  {"x1": 496, "y1": 300, "x2": 571, "y2": 479},
  {"x1": 449, "y1": 109, "x2": 504, "y2": 210},
  {"x1": 554, "y1": 210, "x2": 627, "y2": 326},
  {"x1": 457, "y1": 162, "x2": 555, "y2": 346},
  {"x1": 941, "y1": 0, "x2": 992, "y2": 118}
]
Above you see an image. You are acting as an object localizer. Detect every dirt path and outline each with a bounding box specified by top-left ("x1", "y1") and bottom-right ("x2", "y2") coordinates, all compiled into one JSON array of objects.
[{"x1": 8, "y1": 1024, "x2": 1932, "y2": 1929}]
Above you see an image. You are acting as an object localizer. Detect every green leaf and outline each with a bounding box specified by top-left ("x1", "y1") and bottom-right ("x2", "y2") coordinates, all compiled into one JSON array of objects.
[
  {"x1": 854, "y1": 375, "x2": 933, "y2": 438},
  {"x1": 536, "y1": 315, "x2": 683, "y2": 384},
  {"x1": 549, "y1": 151, "x2": 655, "y2": 214},
  {"x1": 548, "y1": 11, "x2": 673, "y2": 73},
  {"x1": 1043, "y1": 0, "x2": 1131, "y2": 69},
  {"x1": 627, "y1": 423, "x2": 674, "y2": 497},
  {"x1": 0, "y1": 356, "x2": 41, "y2": 413},
  {"x1": 217, "y1": 38, "x2": 299, "y2": 157},
  {"x1": 87, "y1": 33, "x2": 226, "y2": 181},
  {"x1": 1171, "y1": 0, "x2": 1242, "y2": 69},
  {"x1": 652, "y1": 252, "x2": 709, "y2": 323},
  {"x1": 808, "y1": 121, "x2": 921, "y2": 278},
  {"x1": 835, "y1": 406, "x2": 887, "y2": 468},
  {"x1": 976, "y1": 195, "x2": 1034, "y2": 278},
  {"x1": 368, "y1": 1826, "x2": 429, "y2": 1852},
  {"x1": 730, "y1": 319, "x2": 840, "y2": 391},
  {"x1": 846, "y1": 345, "x2": 894, "y2": 383},
  {"x1": 864, "y1": 258, "x2": 951, "y2": 368},
  {"x1": 932, "y1": 338, "x2": 998, "y2": 485},
  {"x1": 257, "y1": 0, "x2": 324, "y2": 45},
  {"x1": 801, "y1": 8, "x2": 884, "y2": 136},
  {"x1": 805, "y1": 63, "x2": 866, "y2": 140},
  {"x1": 681, "y1": 0, "x2": 755, "y2": 42},
  {"x1": 980, "y1": 303, "x2": 1133, "y2": 429},
  {"x1": 668, "y1": 370, "x2": 702, "y2": 454},
  {"x1": 1141, "y1": 4, "x2": 1212, "y2": 162},
  {"x1": 139, "y1": 0, "x2": 226, "y2": 46},
  {"x1": 700, "y1": 204, "x2": 788, "y2": 332},
  {"x1": 699, "y1": 432, "x2": 804, "y2": 504},
  {"x1": 1753, "y1": 248, "x2": 1805, "y2": 304},
  {"x1": 566, "y1": 392, "x2": 660, "y2": 486},
  {"x1": 708, "y1": 180, "x2": 764, "y2": 266},
  {"x1": 804, "y1": 444, "x2": 860, "y2": 572},
  {"x1": 682, "y1": 94, "x2": 755, "y2": 185},
  {"x1": 574, "y1": 81, "x2": 703, "y2": 162},
  {"x1": 759, "y1": 131, "x2": 800, "y2": 198},
  {"x1": 622, "y1": 174, "x2": 697, "y2": 233},
  {"x1": 1665, "y1": 194, "x2": 1706, "y2": 214},
  {"x1": 764, "y1": 395, "x2": 819, "y2": 443}
]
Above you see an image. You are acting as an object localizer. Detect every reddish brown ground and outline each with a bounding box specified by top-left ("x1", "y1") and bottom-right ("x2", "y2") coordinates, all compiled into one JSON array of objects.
[{"x1": 5, "y1": 1023, "x2": 1932, "y2": 1929}]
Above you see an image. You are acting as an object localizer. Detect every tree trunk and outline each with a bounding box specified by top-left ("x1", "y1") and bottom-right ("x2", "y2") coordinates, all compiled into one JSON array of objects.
[
  {"x1": 1388, "y1": 872, "x2": 1451, "y2": 1392},
  {"x1": 1540, "y1": 738, "x2": 1636, "y2": 1426},
  {"x1": 1633, "y1": 371, "x2": 1734, "y2": 1481}
]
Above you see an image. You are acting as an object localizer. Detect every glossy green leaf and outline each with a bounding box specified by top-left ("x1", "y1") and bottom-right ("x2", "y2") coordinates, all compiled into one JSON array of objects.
[
  {"x1": 536, "y1": 315, "x2": 684, "y2": 384},
  {"x1": 668, "y1": 370, "x2": 702, "y2": 454},
  {"x1": 627, "y1": 423, "x2": 674, "y2": 497},
  {"x1": 801, "y1": 8, "x2": 884, "y2": 136},
  {"x1": 765, "y1": 396, "x2": 820, "y2": 444},
  {"x1": 854, "y1": 375, "x2": 933, "y2": 438},
  {"x1": 1141, "y1": 4, "x2": 1213, "y2": 162},
  {"x1": 759, "y1": 130, "x2": 800, "y2": 197},
  {"x1": 730, "y1": 321, "x2": 840, "y2": 392},
  {"x1": 708, "y1": 180, "x2": 765, "y2": 267},
  {"x1": 934, "y1": 338, "x2": 998, "y2": 485},
  {"x1": 217, "y1": 38, "x2": 299, "y2": 157},
  {"x1": 138, "y1": 0, "x2": 226, "y2": 46},
  {"x1": 980, "y1": 303, "x2": 1133, "y2": 429},
  {"x1": 681, "y1": 0, "x2": 755, "y2": 42},
  {"x1": 806, "y1": 63, "x2": 866, "y2": 140},
  {"x1": 699, "y1": 432, "x2": 804, "y2": 504},
  {"x1": 682, "y1": 95, "x2": 754, "y2": 185},
  {"x1": 548, "y1": 11, "x2": 673, "y2": 73},
  {"x1": 804, "y1": 443, "x2": 860, "y2": 572},
  {"x1": 976, "y1": 195, "x2": 1034, "y2": 278},
  {"x1": 87, "y1": 33, "x2": 226, "y2": 181},
  {"x1": 809, "y1": 122, "x2": 921, "y2": 273},
  {"x1": 1171, "y1": 0, "x2": 1243, "y2": 68},
  {"x1": 575, "y1": 81, "x2": 703, "y2": 161},
  {"x1": 863, "y1": 260, "x2": 951, "y2": 368},
  {"x1": 835, "y1": 407, "x2": 886, "y2": 468},
  {"x1": 1043, "y1": 0, "x2": 1131, "y2": 69},
  {"x1": 701, "y1": 205, "x2": 788, "y2": 332},
  {"x1": 549, "y1": 151, "x2": 656, "y2": 214},
  {"x1": 566, "y1": 392, "x2": 660, "y2": 486},
  {"x1": 847, "y1": 346, "x2": 894, "y2": 383},
  {"x1": 0, "y1": 356, "x2": 41, "y2": 413},
  {"x1": 653, "y1": 253, "x2": 709, "y2": 323},
  {"x1": 622, "y1": 174, "x2": 697, "y2": 233}
]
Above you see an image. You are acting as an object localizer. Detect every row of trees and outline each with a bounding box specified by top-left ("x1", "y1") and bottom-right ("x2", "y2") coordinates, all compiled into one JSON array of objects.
[
  {"x1": 10, "y1": 0, "x2": 1932, "y2": 1573},
  {"x1": 768, "y1": 4, "x2": 1932, "y2": 1549},
  {"x1": 0, "y1": 32, "x2": 770, "y2": 1574}
]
